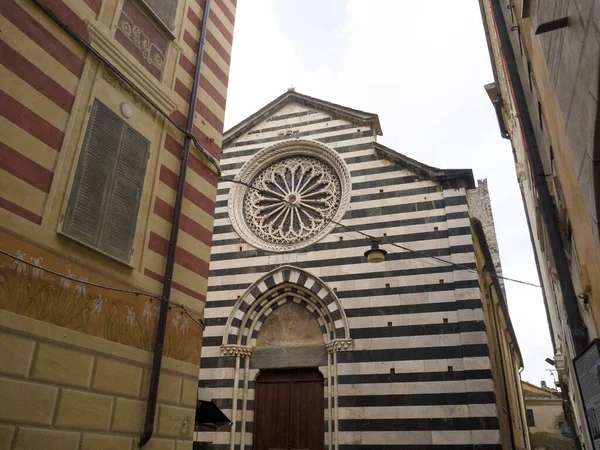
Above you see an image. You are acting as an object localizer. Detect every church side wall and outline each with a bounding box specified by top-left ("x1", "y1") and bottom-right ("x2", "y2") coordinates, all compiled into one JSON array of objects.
[{"x1": 198, "y1": 103, "x2": 500, "y2": 449}]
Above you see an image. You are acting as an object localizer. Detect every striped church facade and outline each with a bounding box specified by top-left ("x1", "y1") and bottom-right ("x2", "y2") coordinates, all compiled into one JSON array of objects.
[
  {"x1": 0, "y1": 0, "x2": 235, "y2": 447},
  {"x1": 198, "y1": 92, "x2": 504, "y2": 449}
]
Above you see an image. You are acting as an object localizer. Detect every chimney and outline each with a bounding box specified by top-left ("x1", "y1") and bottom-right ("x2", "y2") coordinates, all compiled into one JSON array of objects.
[{"x1": 541, "y1": 380, "x2": 547, "y2": 388}]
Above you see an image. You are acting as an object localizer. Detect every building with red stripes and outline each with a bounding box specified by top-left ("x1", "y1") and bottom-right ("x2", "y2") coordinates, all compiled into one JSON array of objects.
[{"x1": 0, "y1": 0, "x2": 236, "y2": 447}]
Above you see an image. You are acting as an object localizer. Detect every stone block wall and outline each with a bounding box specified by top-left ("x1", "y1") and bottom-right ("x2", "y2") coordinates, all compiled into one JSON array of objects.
[
  {"x1": 467, "y1": 178, "x2": 506, "y2": 297},
  {"x1": 0, "y1": 309, "x2": 198, "y2": 450}
]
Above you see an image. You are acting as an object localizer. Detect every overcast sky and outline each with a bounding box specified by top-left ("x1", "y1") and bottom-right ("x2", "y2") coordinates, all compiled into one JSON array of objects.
[{"x1": 223, "y1": 0, "x2": 555, "y2": 388}]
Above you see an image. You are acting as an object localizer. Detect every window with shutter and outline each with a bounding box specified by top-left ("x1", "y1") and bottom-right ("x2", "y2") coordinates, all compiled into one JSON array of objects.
[
  {"x1": 63, "y1": 100, "x2": 150, "y2": 263},
  {"x1": 141, "y1": 0, "x2": 179, "y2": 32}
]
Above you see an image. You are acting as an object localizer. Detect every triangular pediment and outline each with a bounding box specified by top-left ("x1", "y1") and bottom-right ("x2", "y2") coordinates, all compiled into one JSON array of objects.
[
  {"x1": 222, "y1": 91, "x2": 474, "y2": 190},
  {"x1": 242, "y1": 102, "x2": 324, "y2": 138},
  {"x1": 224, "y1": 90, "x2": 382, "y2": 147}
]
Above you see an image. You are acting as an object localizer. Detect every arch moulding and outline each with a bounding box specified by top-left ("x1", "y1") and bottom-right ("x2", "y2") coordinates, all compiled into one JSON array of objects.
[
  {"x1": 221, "y1": 265, "x2": 352, "y2": 355},
  {"x1": 218, "y1": 265, "x2": 351, "y2": 450}
]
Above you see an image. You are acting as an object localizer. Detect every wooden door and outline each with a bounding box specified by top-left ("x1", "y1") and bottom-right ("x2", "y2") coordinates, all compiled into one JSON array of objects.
[{"x1": 253, "y1": 368, "x2": 324, "y2": 450}]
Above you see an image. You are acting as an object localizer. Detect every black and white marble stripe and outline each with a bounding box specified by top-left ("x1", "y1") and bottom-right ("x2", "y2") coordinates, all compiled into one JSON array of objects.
[{"x1": 197, "y1": 102, "x2": 498, "y2": 449}]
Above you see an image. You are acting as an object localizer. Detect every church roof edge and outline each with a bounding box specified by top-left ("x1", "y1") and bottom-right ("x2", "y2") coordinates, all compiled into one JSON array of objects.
[
  {"x1": 374, "y1": 143, "x2": 476, "y2": 190},
  {"x1": 223, "y1": 91, "x2": 383, "y2": 147}
]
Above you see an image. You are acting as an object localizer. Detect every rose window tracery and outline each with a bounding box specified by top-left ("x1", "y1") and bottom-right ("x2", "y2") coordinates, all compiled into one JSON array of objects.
[
  {"x1": 243, "y1": 157, "x2": 341, "y2": 245},
  {"x1": 228, "y1": 139, "x2": 351, "y2": 252}
]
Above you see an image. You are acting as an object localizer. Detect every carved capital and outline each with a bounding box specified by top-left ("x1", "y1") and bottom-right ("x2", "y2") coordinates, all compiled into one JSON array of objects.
[
  {"x1": 326, "y1": 339, "x2": 352, "y2": 353},
  {"x1": 221, "y1": 345, "x2": 253, "y2": 357}
]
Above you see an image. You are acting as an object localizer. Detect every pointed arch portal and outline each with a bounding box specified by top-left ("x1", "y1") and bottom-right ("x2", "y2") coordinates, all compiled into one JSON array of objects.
[
  {"x1": 219, "y1": 265, "x2": 352, "y2": 450},
  {"x1": 222, "y1": 265, "x2": 351, "y2": 348}
]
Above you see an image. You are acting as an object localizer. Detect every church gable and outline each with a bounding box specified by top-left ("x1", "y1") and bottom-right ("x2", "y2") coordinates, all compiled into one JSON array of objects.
[
  {"x1": 233, "y1": 101, "x2": 346, "y2": 146},
  {"x1": 218, "y1": 97, "x2": 379, "y2": 177},
  {"x1": 223, "y1": 90, "x2": 382, "y2": 148},
  {"x1": 245, "y1": 102, "x2": 324, "y2": 135}
]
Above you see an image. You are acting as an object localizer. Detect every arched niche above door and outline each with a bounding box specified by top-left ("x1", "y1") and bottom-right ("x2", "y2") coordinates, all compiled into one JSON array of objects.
[{"x1": 252, "y1": 302, "x2": 327, "y2": 369}]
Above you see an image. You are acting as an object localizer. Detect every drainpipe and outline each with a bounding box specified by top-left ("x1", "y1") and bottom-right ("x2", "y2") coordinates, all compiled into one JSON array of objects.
[
  {"x1": 517, "y1": 367, "x2": 529, "y2": 449},
  {"x1": 488, "y1": 0, "x2": 588, "y2": 355},
  {"x1": 140, "y1": 0, "x2": 212, "y2": 446}
]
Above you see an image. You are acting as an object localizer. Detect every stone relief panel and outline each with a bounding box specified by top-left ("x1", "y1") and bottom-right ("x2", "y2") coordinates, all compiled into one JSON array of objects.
[
  {"x1": 252, "y1": 302, "x2": 327, "y2": 369},
  {"x1": 115, "y1": 0, "x2": 168, "y2": 80},
  {"x1": 256, "y1": 302, "x2": 324, "y2": 348}
]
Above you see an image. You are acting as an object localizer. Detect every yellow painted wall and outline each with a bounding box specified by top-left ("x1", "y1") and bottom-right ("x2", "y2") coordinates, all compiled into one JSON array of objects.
[
  {"x1": 0, "y1": 309, "x2": 200, "y2": 449},
  {"x1": 515, "y1": 1, "x2": 600, "y2": 336},
  {"x1": 0, "y1": 0, "x2": 236, "y2": 447},
  {"x1": 472, "y1": 220, "x2": 530, "y2": 450},
  {"x1": 526, "y1": 400, "x2": 564, "y2": 435},
  {"x1": 487, "y1": 0, "x2": 600, "y2": 336},
  {"x1": 0, "y1": 0, "x2": 236, "y2": 357}
]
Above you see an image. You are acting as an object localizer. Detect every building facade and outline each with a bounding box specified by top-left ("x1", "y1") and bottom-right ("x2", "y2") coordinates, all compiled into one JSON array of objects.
[
  {"x1": 479, "y1": 0, "x2": 600, "y2": 447},
  {"x1": 522, "y1": 381, "x2": 574, "y2": 450},
  {"x1": 0, "y1": 0, "x2": 235, "y2": 448},
  {"x1": 197, "y1": 90, "x2": 524, "y2": 449},
  {"x1": 471, "y1": 216, "x2": 530, "y2": 450}
]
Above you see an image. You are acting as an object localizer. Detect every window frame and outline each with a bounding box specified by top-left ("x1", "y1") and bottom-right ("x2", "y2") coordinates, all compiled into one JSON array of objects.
[
  {"x1": 59, "y1": 99, "x2": 150, "y2": 266},
  {"x1": 526, "y1": 408, "x2": 536, "y2": 427},
  {"x1": 138, "y1": 0, "x2": 180, "y2": 37}
]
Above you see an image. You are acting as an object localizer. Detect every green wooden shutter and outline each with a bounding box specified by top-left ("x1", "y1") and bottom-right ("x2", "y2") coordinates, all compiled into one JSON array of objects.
[
  {"x1": 64, "y1": 100, "x2": 150, "y2": 263},
  {"x1": 99, "y1": 125, "x2": 149, "y2": 262},
  {"x1": 63, "y1": 100, "x2": 123, "y2": 248}
]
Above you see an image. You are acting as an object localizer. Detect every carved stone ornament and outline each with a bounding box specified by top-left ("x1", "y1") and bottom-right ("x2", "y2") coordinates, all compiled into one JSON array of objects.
[
  {"x1": 221, "y1": 345, "x2": 253, "y2": 357},
  {"x1": 229, "y1": 140, "x2": 352, "y2": 252},
  {"x1": 326, "y1": 339, "x2": 353, "y2": 353},
  {"x1": 101, "y1": 69, "x2": 155, "y2": 117},
  {"x1": 118, "y1": 11, "x2": 165, "y2": 71}
]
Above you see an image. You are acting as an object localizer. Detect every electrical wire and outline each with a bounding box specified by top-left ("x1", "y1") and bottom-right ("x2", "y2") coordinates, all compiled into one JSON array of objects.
[
  {"x1": 0, "y1": 175, "x2": 539, "y2": 335},
  {"x1": 218, "y1": 175, "x2": 542, "y2": 288},
  {"x1": 0, "y1": 249, "x2": 205, "y2": 329}
]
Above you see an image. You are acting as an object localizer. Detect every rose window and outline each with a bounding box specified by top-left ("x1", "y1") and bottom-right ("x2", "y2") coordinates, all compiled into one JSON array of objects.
[
  {"x1": 228, "y1": 139, "x2": 351, "y2": 252},
  {"x1": 243, "y1": 156, "x2": 342, "y2": 245}
]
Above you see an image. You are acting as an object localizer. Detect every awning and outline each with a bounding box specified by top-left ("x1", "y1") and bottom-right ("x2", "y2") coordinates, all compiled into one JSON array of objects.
[{"x1": 195, "y1": 400, "x2": 231, "y2": 431}]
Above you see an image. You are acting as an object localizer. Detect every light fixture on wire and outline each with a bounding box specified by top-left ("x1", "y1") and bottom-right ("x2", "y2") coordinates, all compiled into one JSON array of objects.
[{"x1": 364, "y1": 239, "x2": 387, "y2": 263}]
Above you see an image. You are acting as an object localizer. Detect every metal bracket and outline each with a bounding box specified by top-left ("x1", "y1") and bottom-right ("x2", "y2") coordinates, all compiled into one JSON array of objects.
[{"x1": 536, "y1": 17, "x2": 569, "y2": 35}]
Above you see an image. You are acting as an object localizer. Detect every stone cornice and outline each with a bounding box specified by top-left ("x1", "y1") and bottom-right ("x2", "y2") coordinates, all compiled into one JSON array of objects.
[{"x1": 88, "y1": 21, "x2": 177, "y2": 114}]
